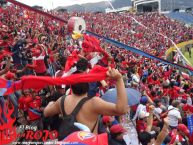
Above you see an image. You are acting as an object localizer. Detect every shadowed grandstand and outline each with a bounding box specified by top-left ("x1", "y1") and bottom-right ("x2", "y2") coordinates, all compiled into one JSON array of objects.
[
  {"x1": 166, "y1": 12, "x2": 193, "y2": 25},
  {"x1": 161, "y1": 0, "x2": 193, "y2": 11}
]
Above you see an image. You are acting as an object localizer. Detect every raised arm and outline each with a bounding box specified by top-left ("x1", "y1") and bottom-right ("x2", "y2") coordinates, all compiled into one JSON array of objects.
[
  {"x1": 0, "y1": 57, "x2": 11, "y2": 76},
  {"x1": 155, "y1": 117, "x2": 169, "y2": 145},
  {"x1": 146, "y1": 105, "x2": 154, "y2": 132},
  {"x1": 92, "y1": 67, "x2": 128, "y2": 116}
]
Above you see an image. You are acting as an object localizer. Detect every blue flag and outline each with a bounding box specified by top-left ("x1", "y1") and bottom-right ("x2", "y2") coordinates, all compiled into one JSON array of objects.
[
  {"x1": 0, "y1": 81, "x2": 12, "y2": 96},
  {"x1": 187, "y1": 115, "x2": 193, "y2": 135}
]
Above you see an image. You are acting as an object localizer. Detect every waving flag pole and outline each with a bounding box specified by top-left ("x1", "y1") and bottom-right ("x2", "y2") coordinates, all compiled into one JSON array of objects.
[{"x1": 107, "y1": 0, "x2": 115, "y2": 10}]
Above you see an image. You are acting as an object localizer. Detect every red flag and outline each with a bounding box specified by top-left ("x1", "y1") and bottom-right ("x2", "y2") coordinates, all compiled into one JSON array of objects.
[
  {"x1": 65, "y1": 50, "x2": 79, "y2": 72},
  {"x1": 0, "y1": 78, "x2": 8, "y2": 88},
  {"x1": 2, "y1": 66, "x2": 108, "y2": 95},
  {"x1": 21, "y1": 66, "x2": 107, "y2": 91}
]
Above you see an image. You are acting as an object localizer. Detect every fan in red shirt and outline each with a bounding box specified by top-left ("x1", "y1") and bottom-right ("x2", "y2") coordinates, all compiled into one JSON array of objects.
[
  {"x1": 24, "y1": 90, "x2": 42, "y2": 121},
  {"x1": 18, "y1": 89, "x2": 31, "y2": 120},
  {"x1": 30, "y1": 45, "x2": 47, "y2": 76},
  {"x1": 169, "y1": 124, "x2": 190, "y2": 144},
  {"x1": 23, "y1": 89, "x2": 43, "y2": 129}
]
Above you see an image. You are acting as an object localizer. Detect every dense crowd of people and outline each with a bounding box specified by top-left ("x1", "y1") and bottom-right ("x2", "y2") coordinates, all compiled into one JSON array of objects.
[{"x1": 0, "y1": 3, "x2": 193, "y2": 145}]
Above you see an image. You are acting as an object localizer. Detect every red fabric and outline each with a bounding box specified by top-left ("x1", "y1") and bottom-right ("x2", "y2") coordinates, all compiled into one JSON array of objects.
[
  {"x1": 136, "y1": 120, "x2": 147, "y2": 132},
  {"x1": 174, "y1": 86, "x2": 181, "y2": 91},
  {"x1": 168, "y1": 88, "x2": 179, "y2": 100},
  {"x1": 23, "y1": 96, "x2": 33, "y2": 110},
  {"x1": 102, "y1": 116, "x2": 111, "y2": 124},
  {"x1": 82, "y1": 40, "x2": 93, "y2": 52},
  {"x1": 64, "y1": 131, "x2": 108, "y2": 145},
  {"x1": 182, "y1": 104, "x2": 193, "y2": 113},
  {"x1": 177, "y1": 124, "x2": 189, "y2": 137},
  {"x1": 26, "y1": 64, "x2": 37, "y2": 69},
  {"x1": 0, "y1": 77, "x2": 8, "y2": 88},
  {"x1": 182, "y1": 94, "x2": 187, "y2": 100},
  {"x1": 31, "y1": 48, "x2": 41, "y2": 57},
  {"x1": 21, "y1": 66, "x2": 107, "y2": 91},
  {"x1": 169, "y1": 129, "x2": 184, "y2": 144},
  {"x1": 64, "y1": 50, "x2": 79, "y2": 72},
  {"x1": 4, "y1": 66, "x2": 108, "y2": 95},
  {"x1": 82, "y1": 34, "x2": 109, "y2": 58},
  {"x1": 33, "y1": 58, "x2": 46, "y2": 74},
  {"x1": 4, "y1": 81, "x2": 23, "y2": 96},
  {"x1": 18, "y1": 96, "x2": 26, "y2": 110}
]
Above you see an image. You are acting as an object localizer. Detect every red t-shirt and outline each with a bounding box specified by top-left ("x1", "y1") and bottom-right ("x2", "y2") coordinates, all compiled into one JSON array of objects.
[
  {"x1": 169, "y1": 129, "x2": 184, "y2": 144},
  {"x1": 25, "y1": 96, "x2": 42, "y2": 121},
  {"x1": 136, "y1": 120, "x2": 147, "y2": 132},
  {"x1": 33, "y1": 54, "x2": 47, "y2": 74},
  {"x1": 169, "y1": 89, "x2": 179, "y2": 100}
]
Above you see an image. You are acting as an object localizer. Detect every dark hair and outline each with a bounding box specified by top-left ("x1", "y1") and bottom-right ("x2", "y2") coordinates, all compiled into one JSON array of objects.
[
  {"x1": 141, "y1": 77, "x2": 147, "y2": 83},
  {"x1": 152, "y1": 75, "x2": 157, "y2": 81},
  {"x1": 138, "y1": 131, "x2": 156, "y2": 145},
  {"x1": 76, "y1": 58, "x2": 88, "y2": 72},
  {"x1": 71, "y1": 83, "x2": 89, "y2": 96},
  {"x1": 154, "y1": 98, "x2": 161, "y2": 107},
  {"x1": 110, "y1": 133, "x2": 122, "y2": 139},
  {"x1": 70, "y1": 58, "x2": 89, "y2": 96}
]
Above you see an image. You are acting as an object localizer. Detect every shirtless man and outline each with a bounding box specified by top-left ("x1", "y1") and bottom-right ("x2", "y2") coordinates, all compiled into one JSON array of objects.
[{"x1": 43, "y1": 67, "x2": 128, "y2": 133}]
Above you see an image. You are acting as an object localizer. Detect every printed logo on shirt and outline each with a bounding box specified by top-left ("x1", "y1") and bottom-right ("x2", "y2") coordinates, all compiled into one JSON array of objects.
[{"x1": 78, "y1": 131, "x2": 95, "y2": 140}]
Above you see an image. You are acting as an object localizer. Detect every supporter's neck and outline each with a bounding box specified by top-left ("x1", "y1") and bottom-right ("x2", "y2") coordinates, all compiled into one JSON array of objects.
[{"x1": 71, "y1": 93, "x2": 88, "y2": 98}]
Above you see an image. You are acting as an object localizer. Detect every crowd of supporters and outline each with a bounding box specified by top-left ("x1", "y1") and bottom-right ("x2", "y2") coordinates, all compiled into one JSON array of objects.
[{"x1": 0, "y1": 3, "x2": 193, "y2": 145}]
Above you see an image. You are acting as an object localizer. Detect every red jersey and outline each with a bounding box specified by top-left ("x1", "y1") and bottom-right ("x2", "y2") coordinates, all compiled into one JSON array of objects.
[
  {"x1": 136, "y1": 119, "x2": 147, "y2": 132},
  {"x1": 169, "y1": 89, "x2": 179, "y2": 100},
  {"x1": 169, "y1": 129, "x2": 185, "y2": 144},
  {"x1": 33, "y1": 55, "x2": 47, "y2": 74},
  {"x1": 25, "y1": 96, "x2": 42, "y2": 121}
]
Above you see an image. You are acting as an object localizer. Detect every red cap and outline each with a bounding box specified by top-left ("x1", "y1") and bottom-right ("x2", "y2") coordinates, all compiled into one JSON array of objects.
[
  {"x1": 102, "y1": 116, "x2": 111, "y2": 124},
  {"x1": 110, "y1": 124, "x2": 127, "y2": 134},
  {"x1": 177, "y1": 124, "x2": 190, "y2": 137}
]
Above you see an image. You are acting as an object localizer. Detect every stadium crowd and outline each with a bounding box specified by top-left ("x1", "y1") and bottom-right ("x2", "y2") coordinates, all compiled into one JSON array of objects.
[{"x1": 0, "y1": 3, "x2": 193, "y2": 145}]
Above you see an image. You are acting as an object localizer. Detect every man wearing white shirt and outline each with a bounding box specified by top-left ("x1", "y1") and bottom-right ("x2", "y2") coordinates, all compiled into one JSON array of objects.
[{"x1": 167, "y1": 100, "x2": 182, "y2": 129}]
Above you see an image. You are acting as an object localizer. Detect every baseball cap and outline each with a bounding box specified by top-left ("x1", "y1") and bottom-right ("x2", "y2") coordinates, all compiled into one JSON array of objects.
[
  {"x1": 177, "y1": 124, "x2": 190, "y2": 137},
  {"x1": 110, "y1": 124, "x2": 127, "y2": 134},
  {"x1": 140, "y1": 96, "x2": 148, "y2": 105},
  {"x1": 102, "y1": 116, "x2": 111, "y2": 124}
]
